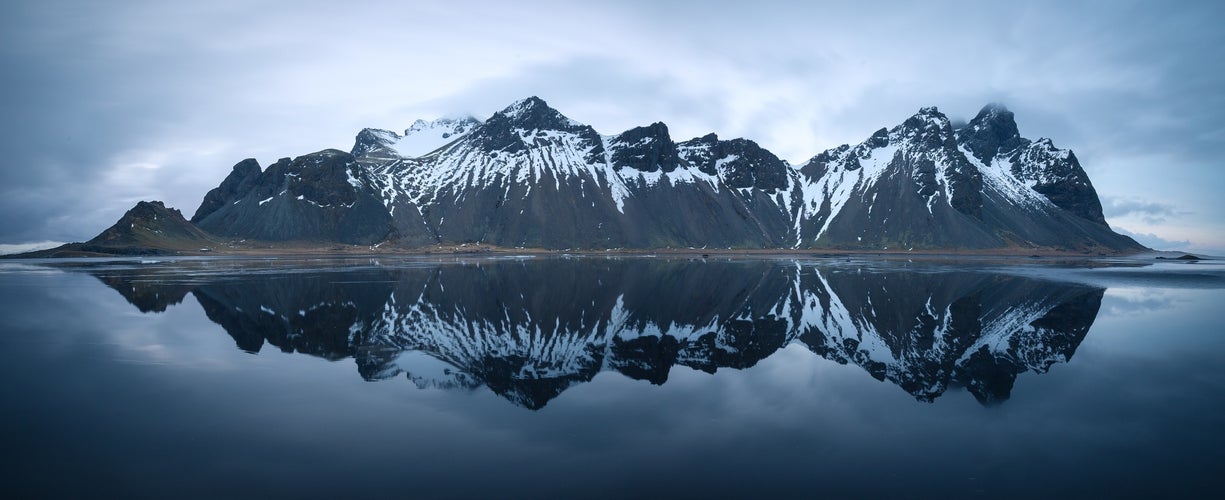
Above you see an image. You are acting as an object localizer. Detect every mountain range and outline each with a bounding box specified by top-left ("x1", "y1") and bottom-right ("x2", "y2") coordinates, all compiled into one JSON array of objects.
[{"x1": 19, "y1": 97, "x2": 1144, "y2": 255}]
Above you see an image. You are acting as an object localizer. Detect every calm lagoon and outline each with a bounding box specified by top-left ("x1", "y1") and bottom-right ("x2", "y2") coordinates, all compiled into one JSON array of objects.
[{"x1": 1, "y1": 256, "x2": 1223, "y2": 498}]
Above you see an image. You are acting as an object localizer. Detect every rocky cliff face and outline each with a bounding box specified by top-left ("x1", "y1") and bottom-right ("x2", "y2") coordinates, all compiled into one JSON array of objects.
[
  {"x1": 181, "y1": 96, "x2": 1140, "y2": 252},
  {"x1": 191, "y1": 150, "x2": 393, "y2": 244},
  {"x1": 956, "y1": 104, "x2": 1107, "y2": 225},
  {"x1": 191, "y1": 158, "x2": 262, "y2": 224}
]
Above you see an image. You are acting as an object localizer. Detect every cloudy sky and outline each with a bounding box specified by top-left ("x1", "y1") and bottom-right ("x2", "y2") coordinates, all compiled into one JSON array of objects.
[{"x1": 2, "y1": 0, "x2": 1222, "y2": 254}]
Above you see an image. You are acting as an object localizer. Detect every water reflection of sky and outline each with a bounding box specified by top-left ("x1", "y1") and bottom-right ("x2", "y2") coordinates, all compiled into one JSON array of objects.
[
  {"x1": 1101, "y1": 288, "x2": 1184, "y2": 317},
  {"x1": 1, "y1": 259, "x2": 1223, "y2": 497}
]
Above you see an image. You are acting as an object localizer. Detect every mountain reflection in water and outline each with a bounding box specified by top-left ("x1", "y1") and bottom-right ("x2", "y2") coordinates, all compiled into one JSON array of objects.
[{"x1": 90, "y1": 257, "x2": 1102, "y2": 409}]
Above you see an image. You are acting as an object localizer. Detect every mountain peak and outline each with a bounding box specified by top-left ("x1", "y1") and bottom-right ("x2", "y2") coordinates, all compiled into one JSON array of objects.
[
  {"x1": 89, "y1": 200, "x2": 212, "y2": 249},
  {"x1": 405, "y1": 116, "x2": 480, "y2": 136},
  {"x1": 608, "y1": 122, "x2": 678, "y2": 173},
  {"x1": 900, "y1": 106, "x2": 952, "y2": 132},
  {"x1": 489, "y1": 96, "x2": 581, "y2": 131},
  {"x1": 467, "y1": 96, "x2": 593, "y2": 154},
  {"x1": 951, "y1": 105, "x2": 1109, "y2": 226},
  {"x1": 351, "y1": 128, "x2": 400, "y2": 157},
  {"x1": 896, "y1": 106, "x2": 957, "y2": 150},
  {"x1": 958, "y1": 103, "x2": 1023, "y2": 164},
  {"x1": 130, "y1": 200, "x2": 172, "y2": 215},
  {"x1": 971, "y1": 103, "x2": 1019, "y2": 132},
  {"x1": 191, "y1": 158, "x2": 262, "y2": 223},
  {"x1": 979, "y1": 102, "x2": 1010, "y2": 114},
  {"x1": 502, "y1": 96, "x2": 549, "y2": 117}
]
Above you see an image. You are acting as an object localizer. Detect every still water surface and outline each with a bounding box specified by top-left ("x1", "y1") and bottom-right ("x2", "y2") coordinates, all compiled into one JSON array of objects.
[{"x1": 1, "y1": 256, "x2": 1223, "y2": 498}]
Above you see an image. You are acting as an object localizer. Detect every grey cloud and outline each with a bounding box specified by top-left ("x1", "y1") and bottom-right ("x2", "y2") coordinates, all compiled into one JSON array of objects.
[
  {"x1": 1101, "y1": 292, "x2": 1180, "y2": 317},
  {"x1": 1102, "y1": 197, "x2": 1184, "y2": 224},
  {"x1": 1112, "y1": 226, "x2": 1191, "y2": 251},
  {"x1": 0, "y1": 241, "x2": 64, "y2": 256}
]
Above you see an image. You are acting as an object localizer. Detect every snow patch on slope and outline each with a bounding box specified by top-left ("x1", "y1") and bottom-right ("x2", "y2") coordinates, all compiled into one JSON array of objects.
[
  {"x1": 389, "y1": 118, "x2": 481, "y2": 158},
  {"x1": 808, "y1": 143, "x2": 900, "y2": 241},
  {"x1": 959, "y1": 144, "x2": 1051, "y2": 211}
]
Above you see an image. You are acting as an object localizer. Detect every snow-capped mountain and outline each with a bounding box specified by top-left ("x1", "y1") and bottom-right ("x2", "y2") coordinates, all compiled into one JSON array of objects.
[
  {"x1": 187, "y1": 96, "x2": 1141, "y2": 252},
  {"x1": 94, "y1": 259, "x2": 1104, "y2": 409},
  {"x1": 794, "y1": 107, "x2": 989, "y2": 248},
  {"x1": 957, "y1": 104, "x2": 1107, "y2": 225}
]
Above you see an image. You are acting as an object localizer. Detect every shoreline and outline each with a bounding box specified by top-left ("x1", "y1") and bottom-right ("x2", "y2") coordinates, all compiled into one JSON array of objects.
[{"x1": 3, "y1": 241, "x2": 1193, "y2": 261}]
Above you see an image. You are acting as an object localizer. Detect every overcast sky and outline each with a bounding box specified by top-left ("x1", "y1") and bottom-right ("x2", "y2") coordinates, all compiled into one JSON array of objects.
[{"x1": 2, "y1": 0, "x2": 1222, "y2": 254}]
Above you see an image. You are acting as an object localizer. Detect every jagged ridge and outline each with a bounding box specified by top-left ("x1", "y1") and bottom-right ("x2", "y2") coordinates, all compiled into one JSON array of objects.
[{"x1": 182, "y1": 97, "x2": 1141, "y2": 252}]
